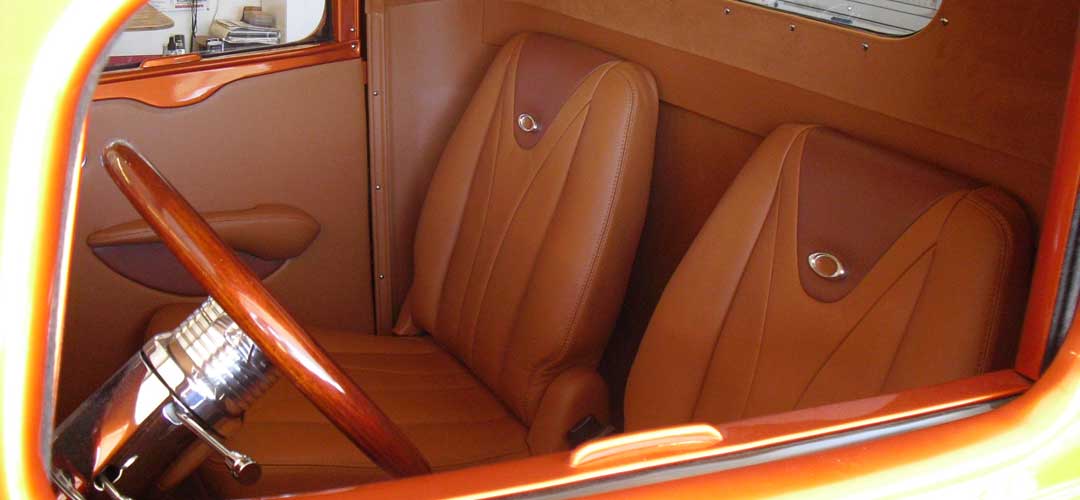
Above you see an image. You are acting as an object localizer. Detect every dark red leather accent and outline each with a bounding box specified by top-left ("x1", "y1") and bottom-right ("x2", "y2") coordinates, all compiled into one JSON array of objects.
[
  {"x1": 92, "y1": 243, "x2": 284, "y2": 296},
  {"x1": 513, "y1": 33, "x2": 616, "y2": 149},
  {"x1": 796, "y1": 129, "x2": 976, "y2": 302}
]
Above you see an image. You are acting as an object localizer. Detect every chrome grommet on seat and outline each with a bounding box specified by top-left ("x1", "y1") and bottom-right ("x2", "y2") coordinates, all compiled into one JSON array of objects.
[
  {"x1": 808, "y1": 252, "x2": 846, "y2": 280},
  {"x1": 517, "y1": 113, "x2": 540, "y2": 133}
]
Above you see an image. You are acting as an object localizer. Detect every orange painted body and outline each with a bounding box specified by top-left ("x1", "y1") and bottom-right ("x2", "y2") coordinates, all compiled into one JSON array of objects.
[
  {"x1": 3, "y1": 1, "x2": 1080, "y2": 499},
  {"x1": 297, "y1": 370, "x2": 1033, "y2": 499},
  {"x1": 1015, "y1": 35, "x2": 1080, "y2": 380}
]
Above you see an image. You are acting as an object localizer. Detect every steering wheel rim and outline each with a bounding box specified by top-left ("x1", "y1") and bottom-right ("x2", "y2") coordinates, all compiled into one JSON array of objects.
[{"x1": 101, "y1": 140, "x2": 431, "y2": 478}]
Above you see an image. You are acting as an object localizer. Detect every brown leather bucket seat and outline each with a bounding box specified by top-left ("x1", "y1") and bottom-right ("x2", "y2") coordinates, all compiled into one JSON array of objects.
[
  {"x1": 624, "y1": 124, "x2": 1032, "y2": 430},
  {"x1": 146, "y1": 32, "x2": 658, "y2": 497}
]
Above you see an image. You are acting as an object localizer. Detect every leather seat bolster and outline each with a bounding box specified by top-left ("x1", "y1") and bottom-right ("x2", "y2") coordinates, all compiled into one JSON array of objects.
[
  {"x1": 879, "y1": 186, "x2": 1032, "y2": 391},
  {"x1": 526, "y1": 367, "x2": 610, "y2": 454},
  {"x1": 965, "y1": 187, "x2": 1033, "y2": 371}
]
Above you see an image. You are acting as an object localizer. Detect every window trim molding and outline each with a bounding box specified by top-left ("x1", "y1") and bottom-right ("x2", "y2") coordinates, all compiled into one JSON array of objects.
[{"x1": 93, "y1": 0, "x2": 361, "y2": 108}]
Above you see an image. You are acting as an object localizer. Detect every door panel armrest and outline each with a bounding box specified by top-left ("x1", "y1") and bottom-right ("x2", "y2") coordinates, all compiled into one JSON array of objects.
[{"x1": 88, "y1": 204, "x2": 320, "y2": 260}]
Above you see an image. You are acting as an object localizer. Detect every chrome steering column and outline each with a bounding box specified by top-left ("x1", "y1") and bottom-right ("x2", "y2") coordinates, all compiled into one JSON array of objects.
[{"x1": 52, "y1": 298, "x2": 278, "y2": 499}]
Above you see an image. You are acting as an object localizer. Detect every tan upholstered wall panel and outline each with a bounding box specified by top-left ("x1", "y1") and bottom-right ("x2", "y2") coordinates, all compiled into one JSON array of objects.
[
  {"x1": 501, "y1": 0, "x2": 1075, "y2": 169},
  {"x1": 602, "y1": 105, "x2": 761, "y2": 418},
  {"x1": 484, "y1": 0, "x2": 1077, "y2": 221},
  {"x1": 59, "y1": 60, "x2": 374, "y2": 420},
  {"x1": 367, "y1": 0, "x2": 499, "y2": 327}
]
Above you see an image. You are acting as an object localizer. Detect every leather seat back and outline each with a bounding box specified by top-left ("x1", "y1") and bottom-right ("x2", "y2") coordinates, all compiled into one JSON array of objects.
[
  {"x1": 401, "y1": 33, "x2": 659, "y2": 424},
  {"x1": 625, "y1": 125, "x2": 1032, "y2": 430}
]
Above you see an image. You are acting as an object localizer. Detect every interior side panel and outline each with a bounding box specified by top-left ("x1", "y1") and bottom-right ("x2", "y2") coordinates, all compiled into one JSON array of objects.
[
  {"x1": 498, "y1": 0, "x2": 1074, "y2": 169},
  {"x1": 602, "y1": 105, "x2": 761, "y2": 420},
  {"x1": 368, "y1": 0, "x2": 498, "y2": 323},
  {"x1": 59, "y1": 59, "x2": 374, "y2": 420},
  {"x1": 484, "y1": 0, "x2": 1077, "y2": 221}
]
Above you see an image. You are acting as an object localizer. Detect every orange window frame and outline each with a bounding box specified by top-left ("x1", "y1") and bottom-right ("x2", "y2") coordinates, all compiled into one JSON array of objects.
[{"x1": 92, "y1": 0, "x2": 363, "y2": 108}]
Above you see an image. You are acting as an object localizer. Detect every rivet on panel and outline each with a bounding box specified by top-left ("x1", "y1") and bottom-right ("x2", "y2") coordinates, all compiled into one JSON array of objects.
[
  {"x1": 724, "y1": 8, "x2": 731, "y2": 15},
  {"x1": 349, "y1": 26, "x2": 357, "y2": 32},
  {"x1": 862, "y1": 42, "x2": 871, "y2": 51},
  {"x1": 375, "y1": 184, "x2": 382, "y2": 191},
  {"x1": 789, "y1": 24, "x2": 796, "y2": 32},
  {"x1": 350, "y1": 43, "x2": 358, "y2": 50},
  {"x1": 372, "y1": 90, "x2": 380, "y2": 96},
  {"x1": 378, "y1": 274, "x2": 385, "y2": 280},
  {"x1": 940, "y1": 17, "x2": 950, "y2": 26}
]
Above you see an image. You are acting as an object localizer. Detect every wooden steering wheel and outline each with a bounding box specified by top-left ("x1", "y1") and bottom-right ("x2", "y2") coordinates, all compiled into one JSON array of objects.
[{"x1": 101, "y1": 141, "x2": 431, "y2": 478}]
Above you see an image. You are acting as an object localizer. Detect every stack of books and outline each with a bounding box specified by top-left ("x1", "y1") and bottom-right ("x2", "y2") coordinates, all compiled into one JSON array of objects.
[{"x1": 208, "y1": 19, "x2": 280, "y2": 46}]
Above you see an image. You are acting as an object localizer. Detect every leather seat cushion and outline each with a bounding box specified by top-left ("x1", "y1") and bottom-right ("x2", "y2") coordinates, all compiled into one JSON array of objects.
[{"x1": 146, "y1": 304, "x2": 530, "y2": 498}]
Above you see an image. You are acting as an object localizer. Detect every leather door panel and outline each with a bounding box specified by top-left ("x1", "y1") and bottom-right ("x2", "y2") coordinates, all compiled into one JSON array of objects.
[{"x1": 59, "y1": 59, "x2": 375, "y2": 420}]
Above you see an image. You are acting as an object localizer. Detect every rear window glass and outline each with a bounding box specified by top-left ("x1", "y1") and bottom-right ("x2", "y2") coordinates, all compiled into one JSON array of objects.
[{"x1": 741, "y1": 0, "x2": 942, "y2": 37}]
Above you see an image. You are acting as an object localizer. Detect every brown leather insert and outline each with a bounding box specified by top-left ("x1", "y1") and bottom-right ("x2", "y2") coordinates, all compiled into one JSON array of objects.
[
  {"x1": 92, "y1": 243, "x2": 284, "y2": 296},
  {"x1": 797, "y1": 128, "x2": 976, "y2": 302},
  {"x1": 513, "y1": 33, "x2": 616, "y2": 149}
]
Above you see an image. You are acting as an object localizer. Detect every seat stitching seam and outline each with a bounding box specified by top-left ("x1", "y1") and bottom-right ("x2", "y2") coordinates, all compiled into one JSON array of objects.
[
  {"x1": 965, "y1": 191, "x2": 1012, "y2": 372},
  {"x1": 518, "y1": 65, "x2": 632, "y2": 418},
  {"x1": 793, "y1": 243, "x2": 937, "y2": 407},
  {"x1": 451, "y1": 56, "x2": 514, "y2": 364},
  {"x1": 489, "y1": 100, "x2": 599, "y2": 391},
  {"x1": 431, "y1": 42, "x2": 519, "y2": 335},
  {"x1": 683, "y1": 127, "x2": 809, "y2": 422},
  {"x1": 465, "y1": 102, "x2": 595, "y2": 366},
  {"x1": 733, "y1": 193, "x2": 782, "y2": 420},
  {"x1": 871, "y1": 191, "x2": 971, "y2": 395}
]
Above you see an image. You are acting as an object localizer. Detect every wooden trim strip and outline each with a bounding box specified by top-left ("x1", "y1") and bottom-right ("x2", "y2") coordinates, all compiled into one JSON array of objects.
[{"x1": 365, "y1": 1, "x2": 395, "y2": 334}]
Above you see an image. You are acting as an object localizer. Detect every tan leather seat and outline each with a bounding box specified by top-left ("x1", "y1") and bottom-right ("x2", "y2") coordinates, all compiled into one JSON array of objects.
[
  {"x1": 624, "y1": 124, "x2": 1032, "y2": 430},
  {"x1": 147, "y1": 32, "x2": 658, "y2": 497}
]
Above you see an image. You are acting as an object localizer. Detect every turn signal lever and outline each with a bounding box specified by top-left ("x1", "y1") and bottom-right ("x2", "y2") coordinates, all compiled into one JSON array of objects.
[{"x1": 51, "y1": 299, "x2": 277, "y2": 499}]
